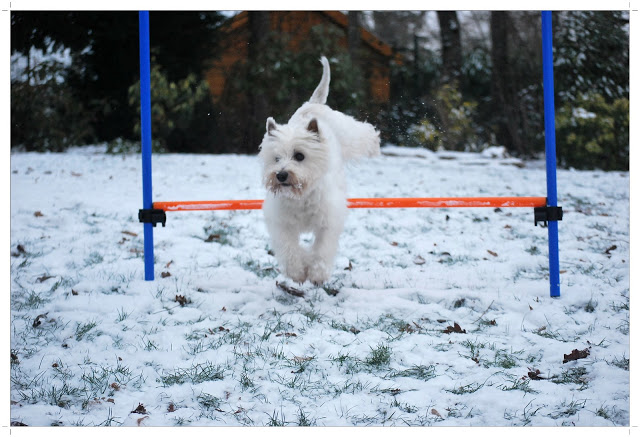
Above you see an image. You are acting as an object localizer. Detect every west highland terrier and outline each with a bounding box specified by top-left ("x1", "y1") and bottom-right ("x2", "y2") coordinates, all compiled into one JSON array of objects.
[{"x1": 258, "y1": 56, "x2": 380, "y2": 285}]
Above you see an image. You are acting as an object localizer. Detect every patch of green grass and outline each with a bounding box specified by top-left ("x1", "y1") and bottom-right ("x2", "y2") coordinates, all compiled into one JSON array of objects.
[
  {"x1": 493, "y1": 349, "x2": 522, "y2": 369},
  {"x1": 525, "y1": 246, "x2": 541, "y2": 255},
  {"x1": 302, "y1": 308, "x2": 323, "y2": 324},
  {"x1": 330, "y1": 320, "x2": 360, "y2": 334},
  {"x1": 459, "y1": 339, "x2": 487, "y2": 364},
  {"x1": 240, "y1": 259, "x2": 278, "y2": 279},
  {"x1": 446, "y1": 381, "x2": 484, "y2": 395},
  {"x1": 116, "y1": 308, "x2": 130, "y2": 322},
  {"x1": 365, "y1": 343, "x2": 392, "y2": 368},
  {"x1": 84, "y1": 252, "x2": 104, "y2": 267},
  {"x1": 266, "y1": 409, "x2": 287, "y2": 426},
  {"x1": 500, "y1": 375, "x2": 539, "y2": 394},
  {"x1": 549, "y1": 398, "x2": 587, "y2": 419},
  {"x1": 75, "y1": 321, "x2": 98, "y2": 342},
  {"x1": 584, "y1": 298, "x2": 597, "y2": 313},
  {"x1": 197, "y1": 393, "x2": 221, "y2": 410},
  {"x1": 391, "y1": 365, "x2": 437, "y2": 381},
  {"x1": 158, "y1": 362, "x2": 225, "y2": 387},
  {"x1": 330, "y1": 352, "x2": 361, "y2": 374},
  {"x1": 550, "y1": 367, "x2": 589, "y2": 390},
  {"x1": 607, "y1": 355, "x2": 629, "y2": 371},
  {"x1": 296, "y1": 407, "x2": 317, "y2": 426},
  {"x1": 13, "y1": 290, "x2": 49, "y2": 310}
]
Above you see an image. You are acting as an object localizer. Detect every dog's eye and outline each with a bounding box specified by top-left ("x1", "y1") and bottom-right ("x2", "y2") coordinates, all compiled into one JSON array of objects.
[
  {"x1": 294, "y1": 152, "x2": 305, "y2": 162},
  {"x1": 275, "y1": 157, "x2": 280, "y2": 163}
]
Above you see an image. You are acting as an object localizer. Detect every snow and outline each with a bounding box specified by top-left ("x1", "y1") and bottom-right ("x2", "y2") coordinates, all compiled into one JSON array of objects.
[
  {"x1": 572, "y1": 108, "x2": 596, "y2": 119},
  {"x1": 9, "y1": 144, "x2": 630, "y2": 427}
]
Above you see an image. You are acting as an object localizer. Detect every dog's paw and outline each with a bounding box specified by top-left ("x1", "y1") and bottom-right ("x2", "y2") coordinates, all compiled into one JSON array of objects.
[
  {"x1": 307, "y1": 262, "x2": 330, "y2": 286},
  {"x1": 284, "y1": 265, "x2": 307, "y2": 284}
]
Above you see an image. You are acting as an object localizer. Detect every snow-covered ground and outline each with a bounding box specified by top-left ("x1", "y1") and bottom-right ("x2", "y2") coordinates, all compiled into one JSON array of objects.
[{"x1": 9, "y1": 145, "x2": 630, "y2": 426}]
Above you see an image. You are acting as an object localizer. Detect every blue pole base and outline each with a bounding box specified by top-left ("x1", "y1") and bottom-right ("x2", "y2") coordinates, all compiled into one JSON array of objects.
[{"x1": 143, "y1": 222, "x2": 154, "y2": 281}]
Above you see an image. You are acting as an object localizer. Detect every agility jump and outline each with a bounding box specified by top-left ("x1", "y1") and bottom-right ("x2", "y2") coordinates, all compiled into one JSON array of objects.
[{"x1": 137, "y1": 11, "x2": 563, "y2": 296}]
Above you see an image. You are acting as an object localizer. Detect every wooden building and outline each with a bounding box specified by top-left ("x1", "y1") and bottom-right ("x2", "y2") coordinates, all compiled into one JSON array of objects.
[{"x1": 205, "y1": 11, "x2": 398, "y2": 104}]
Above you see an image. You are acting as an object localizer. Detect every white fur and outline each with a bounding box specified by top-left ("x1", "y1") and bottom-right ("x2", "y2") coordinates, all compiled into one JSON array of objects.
[{"x1": 258, "y1": 56, "x2": 380, "y2": 285}]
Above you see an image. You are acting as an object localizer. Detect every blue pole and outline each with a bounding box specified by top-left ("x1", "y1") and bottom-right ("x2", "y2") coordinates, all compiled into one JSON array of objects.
[
  {"x1": 139, "y1": 11, "x2": 154, "y2": 281},
  {"x1": 541, "y1": 11, "x2": 560, "y2": 297}
]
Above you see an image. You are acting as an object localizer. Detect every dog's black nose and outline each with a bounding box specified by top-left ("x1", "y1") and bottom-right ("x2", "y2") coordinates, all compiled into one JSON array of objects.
[{"x1": 276, "y1": 171, "x2": 288, "y2": 183}]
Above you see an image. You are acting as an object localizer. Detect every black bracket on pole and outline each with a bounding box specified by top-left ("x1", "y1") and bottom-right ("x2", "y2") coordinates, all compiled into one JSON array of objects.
[
  {"x1": 138, "y1": 209, "x2": 167, "y2": 227},
  {"x1": 534, "y1": 206, "x2": 563, "y2": 227}
]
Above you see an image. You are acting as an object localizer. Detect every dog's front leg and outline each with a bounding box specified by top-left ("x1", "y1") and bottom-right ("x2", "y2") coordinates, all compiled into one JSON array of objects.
[
  {"x1": 307, "y1": 225, "x2": 340, "y2": 285},
  {"x1": 270, "y1": 227, "x2": 309, "y2": 284}
]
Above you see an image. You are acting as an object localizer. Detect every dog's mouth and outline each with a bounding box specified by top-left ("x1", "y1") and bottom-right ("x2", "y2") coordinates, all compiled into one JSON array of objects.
[{"x1": 265, "y1": 173, "x2": 305, "y2": 197}]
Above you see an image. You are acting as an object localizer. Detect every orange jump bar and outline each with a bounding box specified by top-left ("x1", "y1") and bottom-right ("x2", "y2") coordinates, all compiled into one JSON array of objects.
[{"x1": 154, "y1": 197, "x2": 547, "y2": 212}]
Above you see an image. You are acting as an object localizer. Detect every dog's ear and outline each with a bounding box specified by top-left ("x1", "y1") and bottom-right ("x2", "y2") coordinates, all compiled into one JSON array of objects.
[
  {"x1": 266, "y1": 117, "x2": 278, "y2": 135},
  {"x1": 307, "y1": 118, "x2": 319, "y2": 135}
]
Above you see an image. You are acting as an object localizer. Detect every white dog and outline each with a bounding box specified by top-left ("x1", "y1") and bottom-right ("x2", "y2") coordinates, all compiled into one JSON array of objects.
[{"x1": 258, "y1": 56, "x2": 380, "y2": 285}]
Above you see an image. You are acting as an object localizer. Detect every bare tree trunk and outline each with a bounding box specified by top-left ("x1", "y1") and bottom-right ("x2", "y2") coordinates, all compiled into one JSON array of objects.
[
  {"x1": 348, "y1": 11, "x2": 361, "y2": 65},
  {"x1": 437, "y1": 11, "x2": 462, "y2": 84},
  {"x1": 245, "y1": 11, "x2": 270, "y2": 152},
  {"x1": 490, "y1": 11, "x2": 524, "y2": 155}
]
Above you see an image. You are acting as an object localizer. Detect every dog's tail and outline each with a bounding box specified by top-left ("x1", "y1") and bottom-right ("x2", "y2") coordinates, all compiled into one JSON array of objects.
[{"x1": 309, "y1": 56, "x2": 330, "y2": 104}]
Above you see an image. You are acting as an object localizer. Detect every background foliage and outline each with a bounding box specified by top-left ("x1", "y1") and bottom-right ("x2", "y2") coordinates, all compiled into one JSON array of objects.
[{"x1": 10, "y1": 11, "x2": 629, "y2": 170}]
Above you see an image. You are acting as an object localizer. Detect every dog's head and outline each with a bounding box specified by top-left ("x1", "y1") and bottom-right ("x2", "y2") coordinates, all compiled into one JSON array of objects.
[{"x1": 258, "y1": 117, "x2": 330, "y2": 199}]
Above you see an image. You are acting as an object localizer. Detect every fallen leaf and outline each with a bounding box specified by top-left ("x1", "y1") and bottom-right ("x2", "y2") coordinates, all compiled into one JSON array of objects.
[
  {"x1": 12, "y1": 245, "x2": 27, "y2": 256},
  {"x1": 165, "y1": 260, "x2": 173, "y2": 268},
  {"x1": 175, "y1": 295, "x2": 189, "y2": 306},
  {"x1": 168, "y1": 403, "x2": 176, "y2": 413},
  {"x1": 32, "y1": 314, "x2": 47, "y2": 328},
  {"x1": 205, "y1": 234, "x2": 220, "y2": 243},
  {"x1": 71, "y1": 172, "x2": 82, "y2": 177},
  {"x1": 107, "y1": 398, "x2": 115, "y2": 403},
  {"x1": 11, "y1": 421, "x2": 28, "y2": 426},
  {"x1": 34, "y1": 211, "x2": 43, "y2": 217},
  {"x1": 431, "y1": 409, "x2": 442, "y2": 418},
  {"x1": 293, "y1": 355, "x2": 313, "y2": 363},
  {"x1": 390, "y1": 241, "x2": 399, "y2": 247},
  {"x1": 131, "y1": 403, "x2": 147, "y2": 414},
  {"x1": 324, "y1": 287, "x2": 339, "y2": 296},
  {"x1": 36, "y1": 274, "x2": 54, "y2": 283},
  {"x1": 276, "y1": 281, "x2": 305, "y2": 297},
  {"x1": 563, "y1": 348, "x2": 590, "y2": 364},
  {"x1": 122, "y1": 231, "x2": 138, "y2": 237},
  {"x1": 443, "y1": 322, "x2": 466, "y2": 334},
  {"x1": 71, "y1": 289, "x2": 79, "y2": 296},
  {"x1": 528, "y1": 369, "x2": 545, "y2": 380},
  {"x1": 137, "y1": 416, "x2": 149, "y2": 426},
  {"x1": 110, "y1": 383, "x2": 120, "y2": 391},
  {"x1": 400, "y1": 324, "x2": 416, "y2": 333},
  {"x1": 344, "y1": 260, "x2": 353, "y2": 271},
  {"x1": 487, "y1": 250, "x2": 498, "y2": 257},
  {"x1": 161, "y1": 271, "x2": 171, "y2": 278},
  {"x1": 604, "y1": 245, "x2": 617, "y2": 256},
  {"x1": 413, "y1": 255, "x2": 426, "y2": 265}
]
